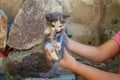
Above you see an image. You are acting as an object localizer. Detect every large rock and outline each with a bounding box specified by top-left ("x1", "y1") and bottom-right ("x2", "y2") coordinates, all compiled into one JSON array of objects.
[
  {"x1": 7, "y1": 0, "x2": 46, "y2": 49},
  {"x1": 0, "y1": 9, "x2": 7, "y2": 50},
  {"x1": 4, "y1": 51, "x2": 51, "y2": 78}
]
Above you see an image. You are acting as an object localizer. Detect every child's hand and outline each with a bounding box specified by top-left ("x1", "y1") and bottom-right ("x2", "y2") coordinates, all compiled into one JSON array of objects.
[
  {"x1": 60, "y1": 49, "x2": 76, "y2": 69},
  {"x1": 45, "y1": 48, "x2": 76, "y2": 69}
]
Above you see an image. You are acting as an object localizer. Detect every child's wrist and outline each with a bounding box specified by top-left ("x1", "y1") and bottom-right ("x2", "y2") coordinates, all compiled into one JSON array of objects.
[
  {"x1": 63, "y1": 57, "x2": 77, "y2": 70},
  {"x1": 68, "y1": 59, "x2": 78, "y2": 70}
]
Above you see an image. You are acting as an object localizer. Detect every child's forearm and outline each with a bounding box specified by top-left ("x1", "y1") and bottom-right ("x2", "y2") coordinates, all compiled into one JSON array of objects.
[
  {"x1": 69, "y1": 60, "x2": 120, "y2": 80},
  {"x1": 67, "y1": 38, "x2": 103, "y2": 62},
  {"x1": 67, "y1": 38, "x2": 119, "y2": 62}
]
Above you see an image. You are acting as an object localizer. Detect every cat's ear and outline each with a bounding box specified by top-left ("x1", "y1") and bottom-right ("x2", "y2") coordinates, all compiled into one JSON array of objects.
[
  {"x1": 45, "y1": 13, "x2": 53, "y2": 21},
  {"x1": 63, "y1": 14, "x2": 70, "y2": 20}
]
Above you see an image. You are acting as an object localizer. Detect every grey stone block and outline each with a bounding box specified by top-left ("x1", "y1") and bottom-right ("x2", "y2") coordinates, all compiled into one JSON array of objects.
[{"x1": 24, "y1": 73, "x2": 75, "y2": 80}]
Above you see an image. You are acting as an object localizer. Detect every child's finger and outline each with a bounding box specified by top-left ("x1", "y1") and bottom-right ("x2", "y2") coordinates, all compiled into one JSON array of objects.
[{"x1": 45, "y1": 49, "x2": 53, "y2": 61}]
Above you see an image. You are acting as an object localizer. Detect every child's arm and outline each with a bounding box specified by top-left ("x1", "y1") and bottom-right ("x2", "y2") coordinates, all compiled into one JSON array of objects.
[
  {"x1": 60, "y1": 49, "x2": 120, "y2": 80},
  {"x1": 67, "y1": 38, "x2": 120, "y2": 62}
]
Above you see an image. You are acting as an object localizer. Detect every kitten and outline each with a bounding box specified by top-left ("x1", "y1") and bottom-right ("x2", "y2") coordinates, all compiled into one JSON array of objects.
[{"x1": 30, "y1": 12, "x2": 70, "y2": 78}]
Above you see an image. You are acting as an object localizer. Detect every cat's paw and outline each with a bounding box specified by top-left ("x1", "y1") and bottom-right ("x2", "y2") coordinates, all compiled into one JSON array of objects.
[
  {"x1": 45, "y1": 43, "x2": 54, "y2": 53},
  {"x1": 45, "y1": 43, "x2": 59, "y2": 60},
  {"x1": 54, "y1": 42, "x2": 61, "y2": 51}
]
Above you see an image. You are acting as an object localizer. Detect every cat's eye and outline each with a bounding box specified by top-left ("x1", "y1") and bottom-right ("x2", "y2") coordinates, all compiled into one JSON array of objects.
[{"x1": 59, "y1": 25, "x2": 62, "y2": 27}]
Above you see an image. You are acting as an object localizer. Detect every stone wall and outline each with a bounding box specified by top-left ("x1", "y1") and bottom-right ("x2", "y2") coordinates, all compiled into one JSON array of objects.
[
  {"x1": 0, "y1": 0, "x2": 24, "y2": 23},
  {"x1": 0, "y1": 0, "x2": 120, "y2": 80}
]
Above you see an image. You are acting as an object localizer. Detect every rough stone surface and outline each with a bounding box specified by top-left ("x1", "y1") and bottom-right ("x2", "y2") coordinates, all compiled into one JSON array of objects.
[
  {"x1": 63, "y1": 0, "x2": 120, "y2": 45},
  {"x1": 4, "y1": 51, "x2": 51, "y2": 78},
  {"x1": 103, "y1": 2, "x2": 120, "y2": 40},
  {"x1": 62, "y1": 0, "x2": 106, "y2": 46},
  {"x1": 7, "y1": 0, "x2": 46, "y2": 49},
  {"x1": 25, "y1": 74, "x2": 75, "y2": 80},
  {"x1": 0, "y1": 57, "x2": 4, "y2": 73},
  {"x1": 0, "y1": 9, "x2": 7, "y2": 50},
  {"x1": 0, "y1": 0, "x2": 24, "y2": 22}
]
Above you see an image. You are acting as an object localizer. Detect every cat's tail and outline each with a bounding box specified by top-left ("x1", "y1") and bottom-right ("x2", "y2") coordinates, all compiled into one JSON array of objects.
[{"x1": 29, "y1": 61, "x2": 60, "y2": 78}]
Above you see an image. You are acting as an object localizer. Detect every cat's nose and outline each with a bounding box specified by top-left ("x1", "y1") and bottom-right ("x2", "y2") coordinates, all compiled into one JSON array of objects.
[
  {"x1": 55, "y1": 29, "x2": 60, "y2": 32},
  {"x1": 55, "y1": 30, "x2": 58, "y2": 32}
]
